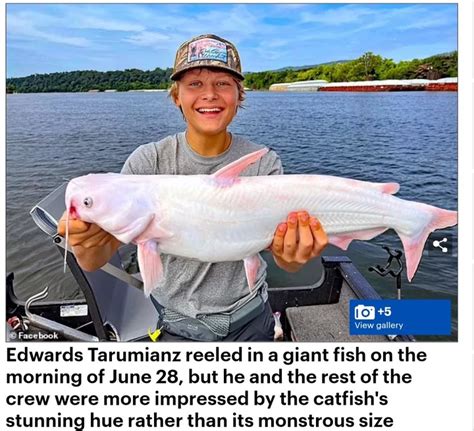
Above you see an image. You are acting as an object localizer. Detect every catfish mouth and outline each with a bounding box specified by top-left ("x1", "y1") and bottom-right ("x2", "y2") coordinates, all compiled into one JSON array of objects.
[
  {"x1": 65, "y1": 180, "x2": 82, "y2": 220},
  {"x1": 69, "y1": 202, "x2": 79, "y2": 219}
]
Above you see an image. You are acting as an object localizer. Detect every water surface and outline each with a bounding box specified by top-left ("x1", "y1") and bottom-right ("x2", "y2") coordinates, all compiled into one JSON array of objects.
[{"x1": 6, "y1": 91, "x2": 458, "y2": 339}]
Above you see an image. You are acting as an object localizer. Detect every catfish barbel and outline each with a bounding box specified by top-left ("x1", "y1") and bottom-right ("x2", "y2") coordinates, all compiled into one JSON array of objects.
[{"x1": 65, "y1": 148, "x2": 457, "y2": 296}]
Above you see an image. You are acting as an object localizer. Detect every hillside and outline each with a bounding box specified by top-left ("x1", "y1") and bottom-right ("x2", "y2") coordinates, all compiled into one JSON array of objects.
[{"x1": 6, "y1": 51, "x2": 457, "y2": 93}]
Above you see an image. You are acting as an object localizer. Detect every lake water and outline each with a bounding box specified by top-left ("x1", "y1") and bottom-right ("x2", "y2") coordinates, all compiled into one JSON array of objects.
[{"x1": 6, "y1": 91, "x2": 458, "y2": 339}]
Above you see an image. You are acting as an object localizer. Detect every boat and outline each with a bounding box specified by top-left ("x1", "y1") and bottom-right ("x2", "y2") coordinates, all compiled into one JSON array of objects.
[{"x1": 6, "y1": 184, "x2": 414, "y2": 342}]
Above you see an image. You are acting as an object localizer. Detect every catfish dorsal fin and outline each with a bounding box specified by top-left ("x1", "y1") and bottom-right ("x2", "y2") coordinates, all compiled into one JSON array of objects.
[
  {"x1": 378, "y1": 182, "x2": 400, "y2": 195},
  {"x1": 212, "y1": 148, "x2": 269, "y2": 180}
]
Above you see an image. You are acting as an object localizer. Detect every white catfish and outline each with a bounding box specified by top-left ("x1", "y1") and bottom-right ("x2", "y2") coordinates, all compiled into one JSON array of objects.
[{"x1": 65, "y1": 148, "x2": 457, "y2": 296}]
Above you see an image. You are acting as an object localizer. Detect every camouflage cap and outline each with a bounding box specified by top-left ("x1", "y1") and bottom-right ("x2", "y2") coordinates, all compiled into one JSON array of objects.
[{"x1": 171, "y1": 34, "x2": 244, "y2": 81}]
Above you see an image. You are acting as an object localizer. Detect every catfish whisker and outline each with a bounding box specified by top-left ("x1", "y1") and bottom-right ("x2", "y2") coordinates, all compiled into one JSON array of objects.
[{"x1": 64, "y1": 205, "x2": 69, "y2": 273}]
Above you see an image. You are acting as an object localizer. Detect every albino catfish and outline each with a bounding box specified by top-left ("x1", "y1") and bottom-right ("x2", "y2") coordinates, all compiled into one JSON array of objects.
[{"x1": 65, "y1": 148, "x2": 457, "y2": 296}]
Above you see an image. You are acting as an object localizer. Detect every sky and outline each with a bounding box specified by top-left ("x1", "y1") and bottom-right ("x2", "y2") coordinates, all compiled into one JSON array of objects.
[{"x1": 6, "y1": 3, "x2": 457, "y2": 78}]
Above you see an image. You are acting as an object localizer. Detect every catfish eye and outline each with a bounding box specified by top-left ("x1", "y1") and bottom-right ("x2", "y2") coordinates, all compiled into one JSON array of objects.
[{"x1": 83, "y1": 197, "x2": 93, "y2": 208}]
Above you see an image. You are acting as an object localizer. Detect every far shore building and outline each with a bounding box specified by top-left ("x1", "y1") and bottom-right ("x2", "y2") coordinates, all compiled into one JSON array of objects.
[
  {"x1": 269, "y1": 78, "x2": 456, "y2": 92},
  {"x1": 269, "y1": 82, "x2": 291, "y2": 91},
  {"x1": 269, "y1": 80, "x2": 327, "y2": 92}
]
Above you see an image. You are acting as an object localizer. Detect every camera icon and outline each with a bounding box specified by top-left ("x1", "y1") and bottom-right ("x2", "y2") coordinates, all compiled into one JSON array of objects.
[{"x1": 354, "y1": 305, "x2": 376, "y2": 320}]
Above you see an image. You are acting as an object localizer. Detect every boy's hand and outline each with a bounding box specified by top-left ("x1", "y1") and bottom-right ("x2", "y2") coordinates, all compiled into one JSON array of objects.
[
  {"x1": 57, "y1": 211, "x2": 112, "y2": 248},
  {"x1": 57, "y1": 210, "x2": 121, "y2": 272},
  {"x1": 270, "y1": 211, "x2": 328, "y2": 272}
]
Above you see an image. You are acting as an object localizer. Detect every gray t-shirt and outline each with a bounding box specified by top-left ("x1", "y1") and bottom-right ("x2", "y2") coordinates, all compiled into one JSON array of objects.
[{"x1": 121, "y1": 132, "x2": 283, "y2": 317}]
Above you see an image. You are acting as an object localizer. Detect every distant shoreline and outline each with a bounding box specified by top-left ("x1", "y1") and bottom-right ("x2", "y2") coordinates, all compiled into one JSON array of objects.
[
  {"x1": 7, "y1": 80, "x2": 458, "y2": 96},
  {"x1": 6, "y1": 51, "x2": 457, "y2": 94}
]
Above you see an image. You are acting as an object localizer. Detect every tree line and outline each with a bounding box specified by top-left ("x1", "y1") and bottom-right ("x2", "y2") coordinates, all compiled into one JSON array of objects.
[
  {"x1": 244, "y1": 51, "x2": 457, "y2": 90},
  {"x1": 7, "y1": 68, "x2": 173, "y2": 93},
  {"x1": 7, "y1": 51, "x2": 457, "y2": 94}
]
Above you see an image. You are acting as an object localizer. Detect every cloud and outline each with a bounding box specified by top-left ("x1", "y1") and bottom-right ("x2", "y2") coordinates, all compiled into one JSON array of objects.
[
  {"x1": 7, "y1": 6, "x2": 148, "y2": 49},
  {"x1": 125, "y1": 31, "x2": 170, "y2": 47},
  {"x1": 7, "y1": 13, "x2": 90, "y2": 47},
  {"x1": 300, "y1": 5, "x2": 377, "y2": 25},
  {"x1": 123, "y1": 4, "x2": 265, "y2": 44},
  {"x1": 171, "y1": 5, "x2": 262, "y2": 41},
  {"x1": 299, "y1": 4, "x2": 455, "y2": 35},
  {"x1": 273, "y1": 4, "x2": 309, "y2": 10},
  {"x1": 73, "y1": 16, "x2": 145, "y2": 32},
  {"x1": 397, "y1": 11, "x2": 455, "y2": 30},
  {"x1": 266, "y1": 39, "x2": 289, "y2": 49}
]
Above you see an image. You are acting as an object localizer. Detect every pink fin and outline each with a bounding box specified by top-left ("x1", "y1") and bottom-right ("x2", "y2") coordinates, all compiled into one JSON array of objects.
[
  {"x1": 379, "y1": 182, "x2": 400, "y2": 194},
  {"x1": 137, "y1": 240, "x2": 163, "y2": 297},
  {"x1": 398, "y1": 206, "x2": 457, "y2": 282},
  {"x1": 243, "y1": 255, "x2": 261, "y2": 292},
  {"x1": 213, "y1": 148, "x2": 269, "y2": 181},
  {"x1": 348, "y1": 179, "x2": 399, "y2": 194},
  {"x1": 329, "y1": 227, "x2": 389, "y2": 250}
]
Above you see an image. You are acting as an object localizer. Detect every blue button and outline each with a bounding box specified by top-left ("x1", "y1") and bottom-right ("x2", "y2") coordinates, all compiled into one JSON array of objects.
[{"x1": 349, "y1": 300, "x2": 451, "y2": 335}]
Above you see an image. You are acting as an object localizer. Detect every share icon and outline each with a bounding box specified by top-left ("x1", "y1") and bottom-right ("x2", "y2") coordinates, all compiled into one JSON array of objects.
[{"x1": 432, "y1": 237, "x2": 448, "y2": 253}]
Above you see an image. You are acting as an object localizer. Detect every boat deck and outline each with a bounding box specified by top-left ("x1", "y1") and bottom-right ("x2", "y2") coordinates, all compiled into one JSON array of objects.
[{"x1": 287, "y1": 283, "x2": 385, "y2": 342}]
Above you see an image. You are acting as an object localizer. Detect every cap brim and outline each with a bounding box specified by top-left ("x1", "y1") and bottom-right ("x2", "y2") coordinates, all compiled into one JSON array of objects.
[{"x1": 171, "y1": 64, "x2": 245, "y2": 81}]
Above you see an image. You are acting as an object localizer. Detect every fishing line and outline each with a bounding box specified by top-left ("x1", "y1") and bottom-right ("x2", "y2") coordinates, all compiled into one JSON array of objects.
[{"x1": 64, "y1": 205, "x2": 69, "y2": 273}]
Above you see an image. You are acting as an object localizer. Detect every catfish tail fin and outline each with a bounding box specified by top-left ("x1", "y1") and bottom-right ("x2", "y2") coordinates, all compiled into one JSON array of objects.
[{"x1": 397, "y1": 206, "x2": 457, "y2": 282}]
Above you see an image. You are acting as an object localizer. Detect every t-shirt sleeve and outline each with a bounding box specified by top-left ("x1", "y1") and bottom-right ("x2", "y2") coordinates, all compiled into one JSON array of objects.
[
  {"x1": 121, "y1": 143, "x2": 159, "y2": 175},
  {"x1": 258, "y1": 149, "x2": 284, "y2": 176}
]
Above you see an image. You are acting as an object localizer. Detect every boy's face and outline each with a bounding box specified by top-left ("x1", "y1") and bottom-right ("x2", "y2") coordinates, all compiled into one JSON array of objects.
[{"x1": 174, "y1": 68, "x2": 240, "y2": 137}]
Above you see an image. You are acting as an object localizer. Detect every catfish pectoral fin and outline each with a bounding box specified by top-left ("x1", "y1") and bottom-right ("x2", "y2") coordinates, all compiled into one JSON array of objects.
[
  {"x1": 137, "y1": 240, "x2": 163, "y2": 297},
  {"x1": 243, "y1": 254, "x2": 261, "y2": 292}
]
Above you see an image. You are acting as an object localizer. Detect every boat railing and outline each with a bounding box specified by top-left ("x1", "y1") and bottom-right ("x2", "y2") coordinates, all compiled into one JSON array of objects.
[{"x1": 29, "y1": 183, "x2": 159, "y2": 341}]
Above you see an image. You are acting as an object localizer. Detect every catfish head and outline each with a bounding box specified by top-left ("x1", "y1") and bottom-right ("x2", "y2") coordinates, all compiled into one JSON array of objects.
[{"x1": 65, "y1": 173, "x2": 157, "y2": 244}]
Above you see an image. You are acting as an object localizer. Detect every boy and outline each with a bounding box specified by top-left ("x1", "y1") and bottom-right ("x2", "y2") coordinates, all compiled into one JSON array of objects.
[{"x1": 58, "y1": 34, "x2": 328, "y2": 341}]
